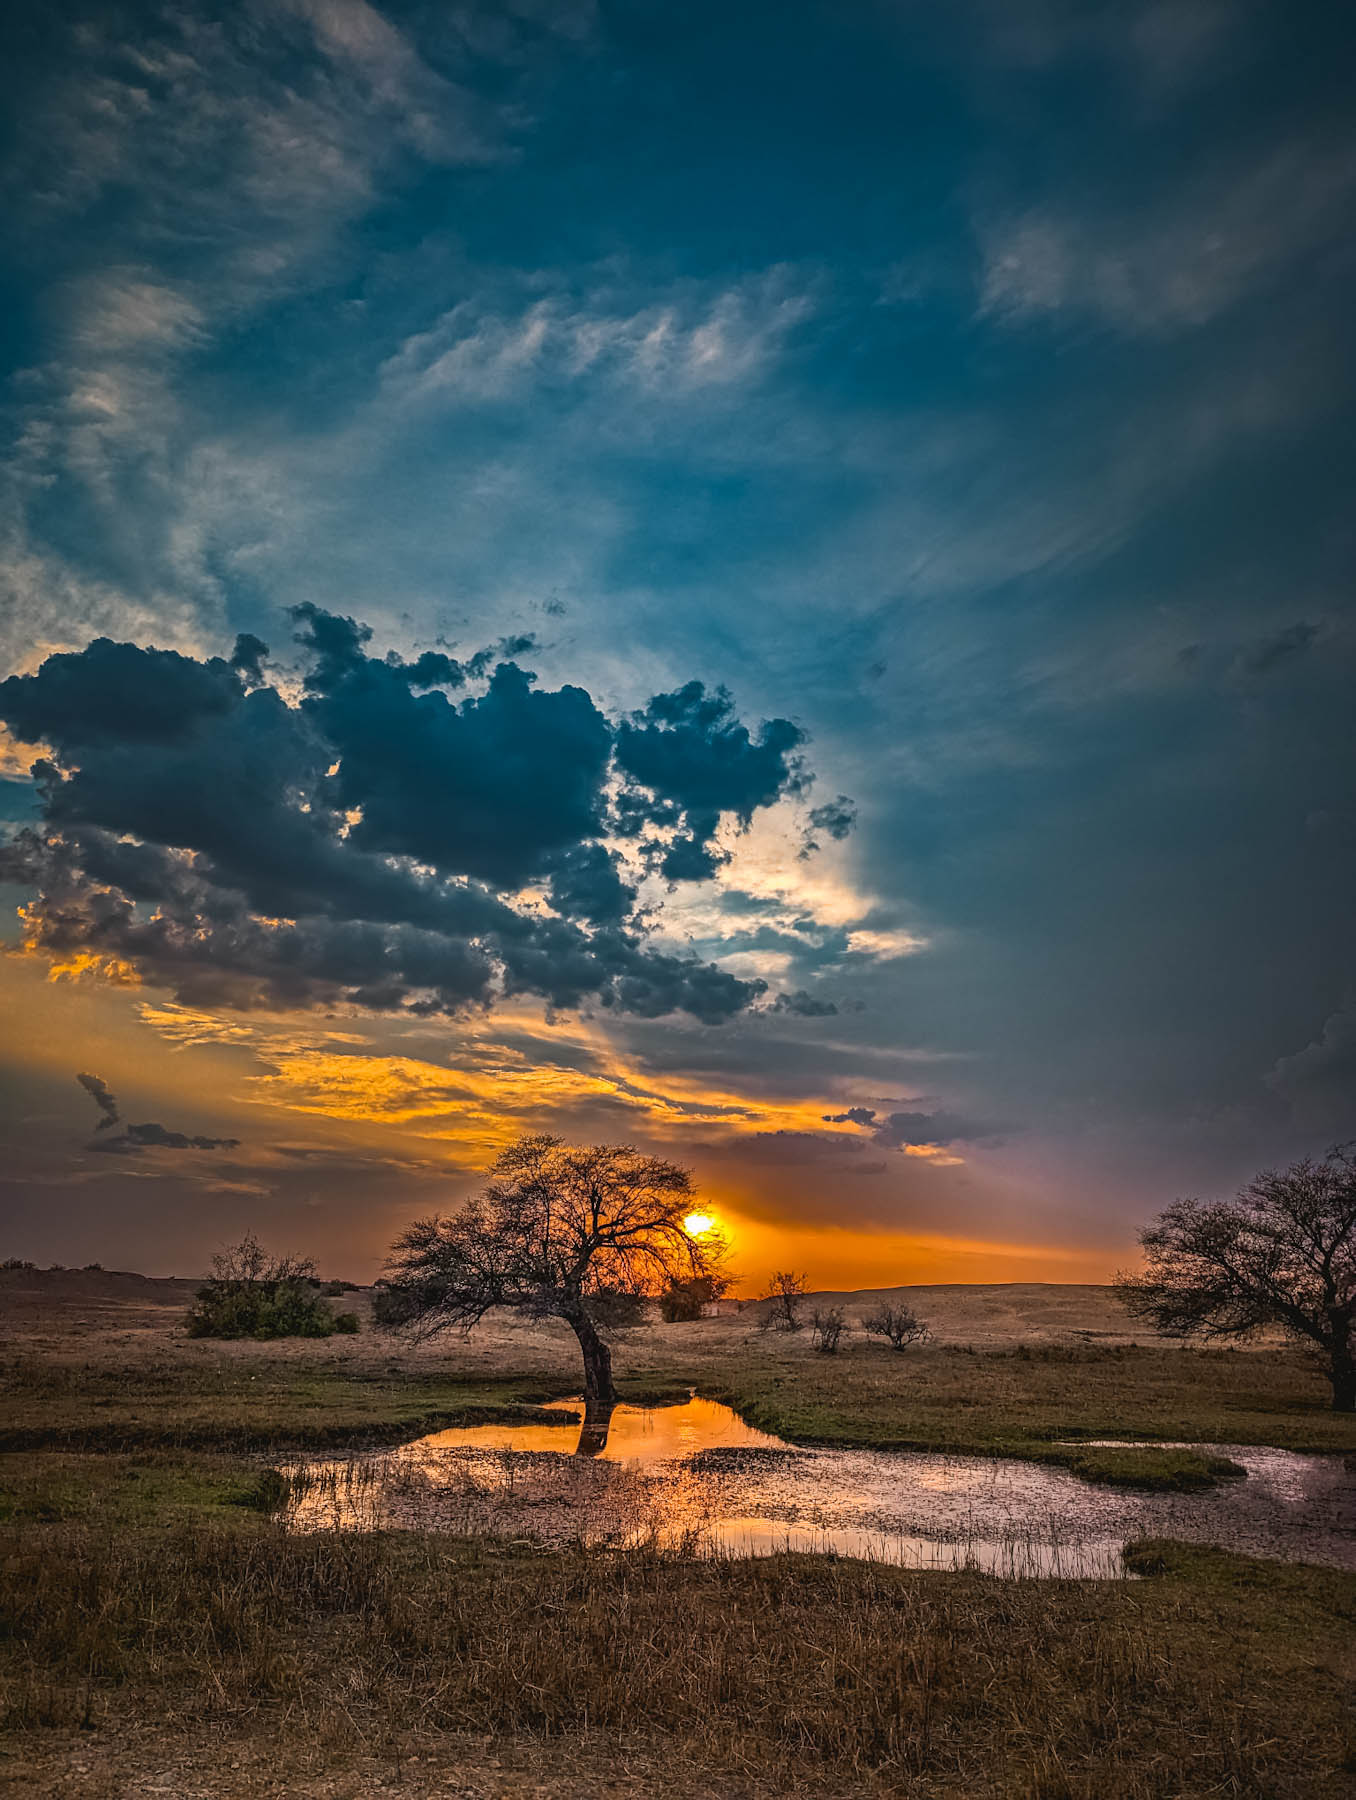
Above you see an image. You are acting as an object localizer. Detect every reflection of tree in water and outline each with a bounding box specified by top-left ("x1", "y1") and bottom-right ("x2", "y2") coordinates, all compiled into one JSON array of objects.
[{"x1": 574, "y1": 1399, "x2": 616, "y2": 1457}]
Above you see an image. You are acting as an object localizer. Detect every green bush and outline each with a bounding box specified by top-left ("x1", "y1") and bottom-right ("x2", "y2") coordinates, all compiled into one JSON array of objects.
[
  {"x1": 185, "y1": 1234, "x2": 356, "y2": 1340},
  {"x1": 658, "y1": 1273, "x2": 731, "y2": 1322}
]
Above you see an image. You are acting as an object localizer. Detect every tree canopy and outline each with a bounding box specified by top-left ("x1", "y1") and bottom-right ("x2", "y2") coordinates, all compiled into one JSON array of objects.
[
  {"x1": 1115, "y1": 1149, "x2": 1356, "y2": 1411},
  {"x1": 379, "y1": 1134, "x2": 725, "y2": 1407}
]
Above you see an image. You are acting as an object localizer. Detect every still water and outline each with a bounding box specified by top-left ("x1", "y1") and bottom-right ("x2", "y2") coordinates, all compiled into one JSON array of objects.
[{"x1": 283, "y1": 1395, "x2": 1355, "y2": 1579}]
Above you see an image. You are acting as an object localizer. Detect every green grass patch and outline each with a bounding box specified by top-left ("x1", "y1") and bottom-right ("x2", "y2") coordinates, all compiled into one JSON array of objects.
[
  {"x1": 1058, "y1": 1446, "x2": 1246, "y2": 1491},
  {"x1": 674, "y1": 1341, "x2": 1356, "y2": 1460},
  {"x1": 0, "y1": 1361, "x2": 572, "y2": 1453},
  {"x1": 0, "y1": 1451, "x2": 295, "y2": 1527}
]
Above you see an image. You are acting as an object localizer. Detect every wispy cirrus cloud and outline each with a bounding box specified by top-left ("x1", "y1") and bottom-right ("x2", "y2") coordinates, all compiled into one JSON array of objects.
[
  {"x1": 979, "y1": 143, "x2": 1356, "y2": 335},
  {"x1": 378, "y1": 270, "x2": 818, "y2": 410}
]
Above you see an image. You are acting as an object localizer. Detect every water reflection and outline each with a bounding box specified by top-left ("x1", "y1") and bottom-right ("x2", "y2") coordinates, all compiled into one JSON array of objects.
[
  {"x1": 282, "y1": 1396, "x2": 1355, "y2": 1579},
  {"x1": 416, "y1": 1395, "x2": 786, "y2": 1461},
  {"x1": 574, "y1": 1399, "x2": 614, "y2": 1457}
]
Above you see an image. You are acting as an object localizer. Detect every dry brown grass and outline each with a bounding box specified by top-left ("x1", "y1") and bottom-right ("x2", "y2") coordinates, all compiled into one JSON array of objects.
[{"x1": 2, "y1": 1523, "x2": 1353, "y2": 1799}]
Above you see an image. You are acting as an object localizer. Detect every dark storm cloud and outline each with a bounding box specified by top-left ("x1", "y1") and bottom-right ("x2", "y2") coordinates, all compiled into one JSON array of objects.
[
  {"x1": 770, "y1": 990, "x2": 838, "y2": 1017},
  {"x1": 0, "y1": 640, "x2": 244, "y2": 748},
  {"x1": 228, "y1": 633, "x2": 271, "y2": 685},
  {"x1": 76, "y1": 1071, "x2": 119, "y2": 1130},
  {"x1": 716, "y1": 1129, "x2": 874, "y2": 1167},
  {"x1": 544, "y1": 842, "x2": 637, "y2": 926},
  {"x1": 613, "y1": 681, "x2": 807, "y2": 881},
  {"x1": 293, "y1": 604, "x2": 612, "y2": 887},
  {"x1": 800, "y1": 794, "x2": 857, "y2": 858},
  {"x1": 821, "y1": 1105, "x2": 1003, "y2": 1148},
  {"x1": 76, "y1": 1071, "x2": 239, "y2": 1155},
  {"x1": 871, "y1": 1110, "x2": 1001, "y2": 1149},
  {"x1": 0, "y1": 612, "x2": 826, "y2": 1025},
  {"x1": 89, "y1": 1121, "x2": 242, "y2": 1156}
]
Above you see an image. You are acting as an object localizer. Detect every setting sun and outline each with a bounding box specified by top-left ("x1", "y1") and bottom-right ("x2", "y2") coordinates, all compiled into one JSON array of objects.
[{"x1": 682, "y1": 1212, "x2": 716, "y2": 1238}]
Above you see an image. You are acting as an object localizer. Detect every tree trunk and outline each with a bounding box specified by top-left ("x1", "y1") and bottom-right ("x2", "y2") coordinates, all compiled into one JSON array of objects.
[
  {"x1": 567, "y1": 1309, "x2": 616, "y2": 1409},
  {"x1": 1330, "y1": 1338, "x2": 1356, "y2": 1413}
]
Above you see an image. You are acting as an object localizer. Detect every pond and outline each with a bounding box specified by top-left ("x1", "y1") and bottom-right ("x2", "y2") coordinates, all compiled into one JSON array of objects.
[{"x1": 283, "y1": 1395, "x2": 1356, "y2": 1579}]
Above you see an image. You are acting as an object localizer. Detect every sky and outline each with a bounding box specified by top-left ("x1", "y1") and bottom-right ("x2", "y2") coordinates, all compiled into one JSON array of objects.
[{"x1": 0, "y1": 0, "x2": 1353, "y2": 1288}]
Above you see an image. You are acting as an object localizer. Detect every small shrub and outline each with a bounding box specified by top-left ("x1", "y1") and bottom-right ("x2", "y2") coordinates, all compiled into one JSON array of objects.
[
  {"x1": 810, "y1": 1307, "x2": 846, "y2": 1353},
  {"x1": 371, "y1": 1281, "x2": 419, "y2": 1329},
  {"x1": 185, "y1": 1234, "x2": 350, "y2": 1340},
  {"x1": 1, "y1": 1258, "x2": 36, "y2": 1271},
  {"x1": 659, "y1": 1272, "x2": 734, "y2": 1322},
  {"x1": 322, "y1": 1280, "x2": 345, "y2": 1296},
  {"x1": 333, "y1": 1311, "x2": 360, "y2": 1334},
  {"x1": 863, "y1": 1302, "x2": 930, "y2": 1352},
  {"x1": 758, "y1": 1270, "x2": 808, "y2": 1333}
]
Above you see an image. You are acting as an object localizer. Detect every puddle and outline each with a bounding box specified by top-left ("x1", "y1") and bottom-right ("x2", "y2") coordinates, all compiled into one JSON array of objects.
[{"x1": 283, "y1": 1396, "x2": 1356, "y2": 1579}]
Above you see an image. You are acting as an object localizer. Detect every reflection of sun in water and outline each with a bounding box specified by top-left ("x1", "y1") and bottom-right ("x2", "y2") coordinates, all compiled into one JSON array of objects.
[{"x1": 683, "y1": 1212, "x2": 715, "y2": 1238}]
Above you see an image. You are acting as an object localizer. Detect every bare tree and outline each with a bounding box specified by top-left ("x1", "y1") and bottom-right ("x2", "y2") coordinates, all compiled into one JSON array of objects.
[
  {"x1": 758, "y1": 1269, "x2": 808, "y2": 1333},
  {"x1": 810, "y1": 1306, "x2": 846, "y2": 1353},
  {"x1": 378, "y1": 1135, "x2": 721, "y2": 1409},
  {"x1": 1115, "y1": 1149, "x2": 1356, "y2": 1412},
  {"x1": 863, "y1": 1302, "x2": 931, "y2": 1352}
]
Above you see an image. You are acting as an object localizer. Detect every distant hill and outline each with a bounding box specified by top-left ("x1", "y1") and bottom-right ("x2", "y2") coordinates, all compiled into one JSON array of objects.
[
  {"x1": 756, "y1": 1282, "x2": 1136, "y2": 1345},
  {"x1": 0, "y1": 1265, "x2": 1145, "y2": 1352}
]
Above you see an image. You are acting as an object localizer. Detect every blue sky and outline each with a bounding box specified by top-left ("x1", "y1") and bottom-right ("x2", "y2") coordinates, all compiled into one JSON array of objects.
[{"x1": 0, "y1": 0, "x2": 1352, "y2": 1282}]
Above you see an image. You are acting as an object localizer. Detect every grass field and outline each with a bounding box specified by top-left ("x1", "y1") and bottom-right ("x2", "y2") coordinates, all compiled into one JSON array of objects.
[{"x1": 2, "y1": 1271, "x2": 1354, "y2": 1797}]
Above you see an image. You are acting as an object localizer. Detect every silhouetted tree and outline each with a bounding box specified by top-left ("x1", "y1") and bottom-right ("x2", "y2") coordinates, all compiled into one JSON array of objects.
[
  {"x1": 759, "y1": 1269, "x2": 808, "y2": 1332},
  {"x1": 379, "y1": 1135, "x2": 722, "y2": 1409},
  {"x1": 1115, "y1": 1150, "x2": 1356, "y2": 1412},
  {"x1": 863, "y1": 1302, "x2": 931, "y2": 1352}
]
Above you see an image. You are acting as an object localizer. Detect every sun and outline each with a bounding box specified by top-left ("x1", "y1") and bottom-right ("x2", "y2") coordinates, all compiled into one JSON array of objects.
[{"x1": 682, "y1": 1212, "x2": 716, "y2": 1238}]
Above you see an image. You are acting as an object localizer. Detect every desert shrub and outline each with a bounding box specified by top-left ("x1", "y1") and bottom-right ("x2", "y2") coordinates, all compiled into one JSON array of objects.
[
  {"x1": 758, "y1": 1270, "x2": 808, "y2": 1332},
  {"x1": 321, "y1": 1280, "x2": 345, "y2": 1297},
  {"x1": 333, "y1": 1311, "x2": 360, "y2": 1334},
  {"x1": 810, "y1": 1306, "x2": 846, "y2": 1353},
  {"x1": 185, "y1": 1235, "x2": 353, "y2": 1340},
  {"x1": 659, "y1": 1272, "x2": 733, "y2": 1322},
  {"x1": 1, "y1": 1258, "x2": 36, "y2": 1271},
  {"x1": 863, "y1": 1302, "x2": 930, "y2": 1351}
]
